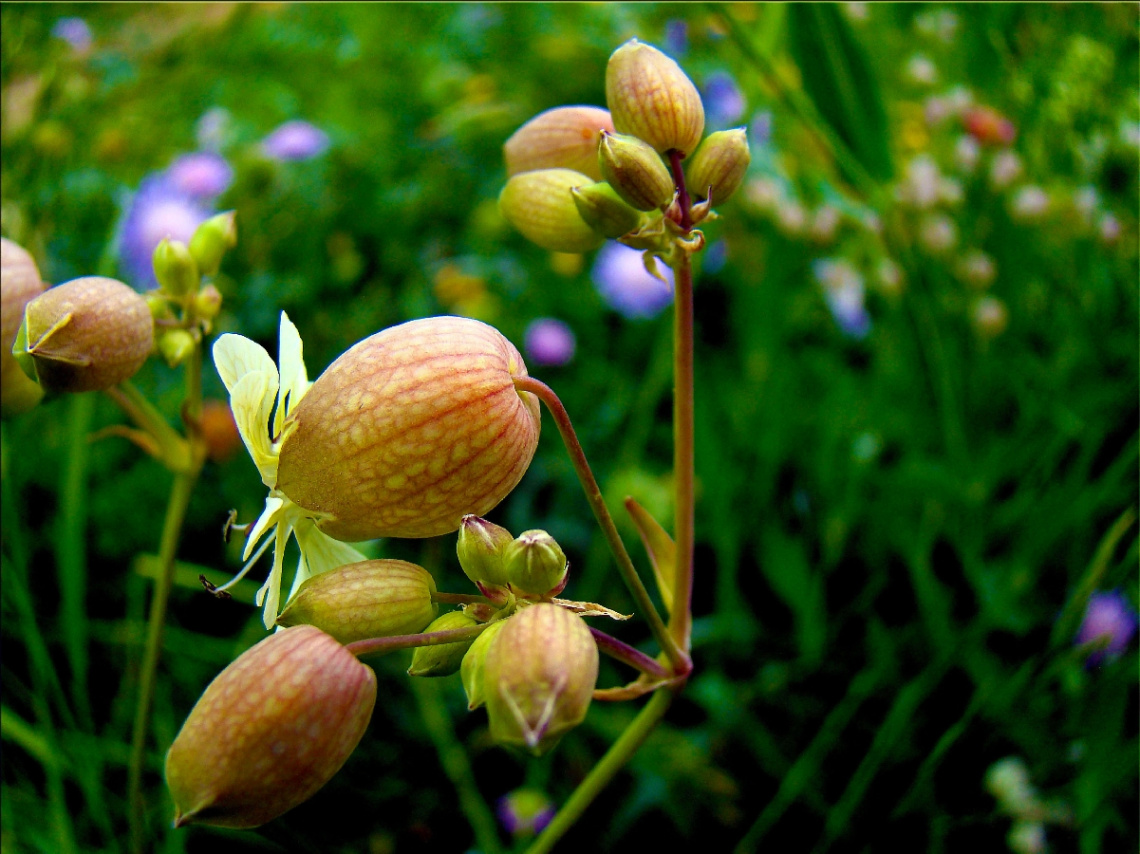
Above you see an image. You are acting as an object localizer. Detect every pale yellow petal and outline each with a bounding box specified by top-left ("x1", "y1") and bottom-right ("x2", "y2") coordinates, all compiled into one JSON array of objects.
[
  {"x1": 243, "y1": 495, "x2": 285, "y2": 560},
  {"x1": 213, "y1": 333, "x2": 279, "y2": 397},
  {"x1": 230, "y1": 372, "x2": 279, "y2": 488},
  {"x1": 256, "y1": 519, "x2": 294, "y2": 629},
  {"x1": 274, "y1": 312, "x2": 309, "y2": 437}
]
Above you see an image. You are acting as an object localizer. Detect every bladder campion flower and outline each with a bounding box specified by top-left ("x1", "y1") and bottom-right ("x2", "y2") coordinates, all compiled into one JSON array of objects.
[{"x1": 213, "y1": 312, "x2": 541, "y2": 627}]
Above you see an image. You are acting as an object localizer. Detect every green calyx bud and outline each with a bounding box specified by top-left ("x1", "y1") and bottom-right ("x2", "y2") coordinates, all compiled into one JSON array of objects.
[
  {"x1": 499, "y1": 168, "x2": 605, "y2": 253},
  {"x1": 483, "y1": 603, "x2": 598, "y2": 756},
  {"x1": 194, "y1": 284, "x2": 222, "y2": 321},
  {"x1": 606, "y1": 39, "x2": 705, "y2": 157},
  {"x1": 503, "y1": 530, "x2": 568, "y2": 597},
  {"x1": 1, "y1": 238, "x2": 47, "y2": 416},
  {"x1": 598, "y1": 131, "x2": 675, "y2": 212},
  {"x1": 408, "y1": 610, "x2": 479, "y2": 677},
  {"x1": 15, "y1": 276, "x2": 154, "y2": 394},
  {"x1": 571, "y1": 181, "x2": 642, "y2": 238},
  {"x1": 457, "y1": 514, "x2": 513, "y2": 589},
  {"x1": 461, "y1": 619, "x2": 508, "y2": 710},
  {"x1": 276, "y1": 559, "x2": 438, "y2": 644},
  {"x1": 159, "y1": 328, "x2": 197, "y2": 367},
  {"x1": 685, "y1": 128, "x2": 751, "y2": 205},
  {"x1": 153, "y1": 238, "x2": 199, "y2": 297},
  {"x1": 165, "y1": 625, "x2": 376, "y2": 829},
  {"x1": 504, "y1": 106, "x2": 614, "y2": 182},
  {"x1": 189, "y1": 211, "x2": 237, "y2": 278}
]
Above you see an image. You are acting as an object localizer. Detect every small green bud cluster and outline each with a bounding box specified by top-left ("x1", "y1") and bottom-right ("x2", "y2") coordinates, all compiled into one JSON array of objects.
[
  {"x1": 150, "y1": 211, "x2": 235, "y2": 367},
  {"x1": 456, "y1": 514, "x2": 569, "y2": 600},
  {"x1": 498, "y1": 40, "x2": 750, "y2": 258}
]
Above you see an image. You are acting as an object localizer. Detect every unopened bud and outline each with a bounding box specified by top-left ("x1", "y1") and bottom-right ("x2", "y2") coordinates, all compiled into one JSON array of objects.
[
  {"x1": 153, "y1": 238, "x2": 199, "y2": 297},
  {"x1": 685, "y1": 128, "x2": 750, "y2": 205},
  {"x1": 194, "y1": 284, "x2": 222, "y2": 322},
  {"x1": 159, "y1": 328, "x2": 196, "y2": 367},
  {"x1": 189, "y1": 211, "x2": 237, "y2": 278},
  {"x1": 457, "y1": 514, "x2": 513, "y2": 588},
  {"x1": 504, "y1": 106, "x2": 614, "y2": 182},
  {"x1": 276, "y1": 559, "x2": 438, "y2": 644},
  {"x1": 499, "y1": 168, "x2": 605, "y2": 253},
  {"x1": 14, "y1": 276, "x2": 154, "y2": 393},
  {"x1": 503, "y1": 530, "x2": 568, "y2": 597},
  {"x1": 598, "y1": 132, "x2": 674, "y2": 212},
  {"x1": 606, "y1": 39, "x2": 705, "y2": 157},
  {"x1": 1, "y1": 238, "x2": 46, "y2": 416},
  {"x1": 483, "y1": 604, "x2": 598, "y2": 755},
  {"x1": 571, "y1": 181, "x2": 642, "y2": 238},
  {"x1": 461, "y1": 618, "x2": 508, "y2": 710},
  {"x1": 165, "y1": 625, "x2": 376, "y2": 829},
  {"x1": 408, "y1": 611, "x2": 479, "y2": 677}
]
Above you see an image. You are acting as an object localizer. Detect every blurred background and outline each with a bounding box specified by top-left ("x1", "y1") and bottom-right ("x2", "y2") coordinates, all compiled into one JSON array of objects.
[{"x1": 1, "y1": 4, "x2": 1137, "y2": 853}]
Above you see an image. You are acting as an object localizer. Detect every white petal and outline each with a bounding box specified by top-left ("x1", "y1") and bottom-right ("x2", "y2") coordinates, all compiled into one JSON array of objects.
[
  {"x1": 289, "y1": 519, "x2": 368, "y2": 603},
  {"x1": 243, "y1": 495, "x2": 285, "y2": 560},
  {"x1": 213, "y1": 333, "x2": 279, "y2": 397},
  {"x1": 229, "y1": 373, "x2": 280, "y2": 488},
  {"x1": 256, "y1": 519, "x2": 294, "y2": 629},
  {"x1": 274, "y1": 312, "x2": 310, "y2": 437}
]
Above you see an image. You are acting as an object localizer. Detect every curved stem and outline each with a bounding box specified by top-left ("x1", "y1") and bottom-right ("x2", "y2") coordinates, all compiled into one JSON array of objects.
[
  {"x1": 512, "y1": 376, "x2": 688, "y2": 674},
  {"x1": 128, "y1": 469, "x2": 198, "y2": 854},
  {"x1": 345, "y1": 623, "x2": 489, "y2": 658},
  {"x1": 667, "y1": 155, "x2": 697, "y2": 655},
  {"x1": 431, "y1": 591, "x2": 493, "y2": 606},
  {"x1": 524, "y1": 688, "x2": 675, "y2": 854},
  {"x1": 590, "y1": 627, "x2": 669, "y2": 680}
]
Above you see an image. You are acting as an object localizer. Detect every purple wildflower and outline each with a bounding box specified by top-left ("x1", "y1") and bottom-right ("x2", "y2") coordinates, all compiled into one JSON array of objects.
[
  {"x1": 262, "y1": 120, "x2": 330, "y2": 161},
  {"x1": 195, "y1": 107, "x2": 232, "y2": 152},
  {"x1": 591, "y1": 242, "x2": 674, "y2": 320},
  {"x1": 703, "y1": 72, "x2": 746, "y2": 129},
  {"x1": 497, "y1": 789, "x2": 555, "y2": 838},
  {"x1": 166, "y1": 152, "x2": 233, "y2": 200},
  {"x1": 1076, "y1": 591, "x2": 1137, "y2": 665},
  {"x1": 118, "y1": 175, "x2": 210, "y2": 290},
  {"x1": 524, "y1": 318, "x2": 576, "y2": 367},
  {"x1": 52, "y1": 18, "x2": 92, "y2": 54},
  {"x1": 813, "y1": 258, "x2": 871, "y2": 339},
  {"x1": 749, "y1": 110, "x2": 773, "y2": 147},
  {"x1": 664, "y1": 20, "x2": 688, "y2": 57}
]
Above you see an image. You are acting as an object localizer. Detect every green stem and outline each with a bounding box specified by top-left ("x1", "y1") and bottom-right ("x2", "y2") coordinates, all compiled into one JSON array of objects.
[
  {"x1": 345, "y1": 623, "x2": 489, "y2": 658},
  {"x1": 410, "y1": 678, "x2": 505, "y2": 854},
  {"x1": 432, "y1": 591, "x2": 493, "y2": 606},
  {"x1": 524, "y1": 689, "x2": 675, "y2": 854},
  {"x1": 590, "y1": 627, "x2": 669, "y2": 680},
  {"x1": 669, "y1": 240, "x2": 696, "y2": 655},
  {"x1": 128, "y1": 470, "x2": 198, "y2": 854},
  {"x1": 511, "y1": 376, "x2": 688, "y2": 674},
  {"x1": 666, "y1": 151, "x2": 697, "y2": 656}
]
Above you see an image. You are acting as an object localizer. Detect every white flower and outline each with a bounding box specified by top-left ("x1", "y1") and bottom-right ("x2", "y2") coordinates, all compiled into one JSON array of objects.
[{"x1": 213, "y1": 312, "x2": 366, "y2": 628}]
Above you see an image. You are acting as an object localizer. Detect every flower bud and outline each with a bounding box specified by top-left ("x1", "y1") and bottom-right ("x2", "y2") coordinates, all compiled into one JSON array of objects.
[
  {"x1": 606, "y1": 39, "x2": 705, "y2": 157},
  {"x1": 14, "y1": 276, "x2": 153, "y2": 393},
  {"x1": 457, "y1": 514, "x2": 513, "y2": 588},
  {"x1": 504, "y1": 106, "x2": 614, "y2": 181},
  {"x1": 461, "y1": 618, "x2": 508, "y2": 710},
  {"x1": 503, "y1": 530, "x2": 568, "y2": 597},
  {"x1": 597, "y1": 132, "x2": 675, "y2": 212},
  {"x1": 165, "y1": 625, "x2": 376, "y2": 829},
  {"x1": 685, "y1": 128, "x2": 750, "y2": 204},
  {"x1": 153, "y1": 238, "x2": 199, "y2": 297},
  {"x1": 158, "y1": 328, "x2": 196, "y2": 367},
  {"x1": 194, "y1": 283, "x2": 223, "y2": 321},
  {"x1": 276, "y1": 317, "x2": 541, "y2": 542},
  {"x1": 276, "y1": 559, "x2": 438, "y2": 644},
  {"x1": 483, "y1": 603, "x2": 598, "y2": 755},
  {"x1": 499, "y1": 168, "x2": 605, "y2": 253},
  {"x1": 1, "y1": 238, "x2": 47, "y2": 416},
  {"x1": 189, "y1": 210, "x2": 237, "y2": 278},
  {"x1": 408, "y1": 610, "x2": 479, "y2": 677},
  {"x1": 571, "y1": 181, "x2": 642, "y2": 238}
]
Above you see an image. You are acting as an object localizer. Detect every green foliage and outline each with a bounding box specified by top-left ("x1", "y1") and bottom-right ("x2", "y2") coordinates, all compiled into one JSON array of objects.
[{"x1": 2, "y1": 4, "x2": 1137, "y2": 853}]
